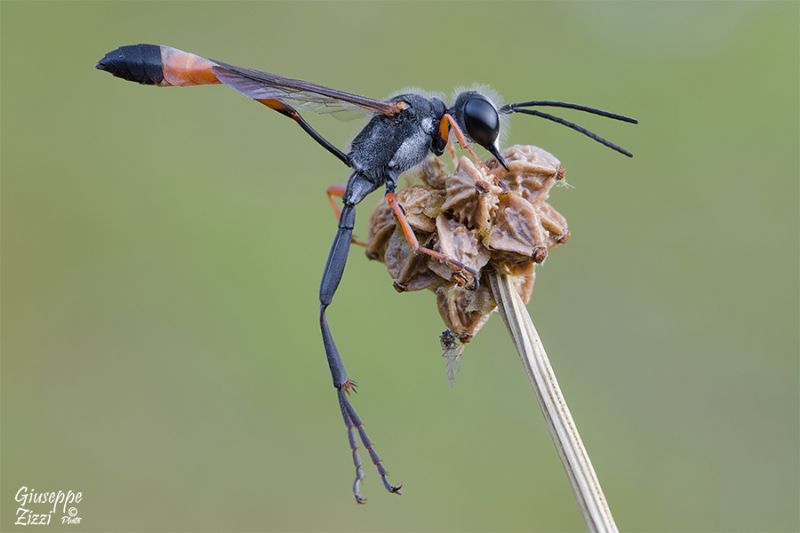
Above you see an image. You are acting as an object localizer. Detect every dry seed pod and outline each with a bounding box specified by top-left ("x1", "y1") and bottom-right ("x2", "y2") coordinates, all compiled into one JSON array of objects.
[
  {"x1": 395, "y1": 185, "x2": 443, "y2": 233},
  {"x1": 419, "y1": 155, "x2": 449, "y2": 190},
  {"x1": 492, "y1": 144, "x2": 566, "y2": 204},
  {"x1": 428, "y1": 215, "x2": 490, "y2": 282},
  {"x1": 440, "y1": 157, "x2": 500, "y2": 234},
  {"x1": 435, "y1": 281, "x2": 496, "y2": 343},
  {"x1": 485, "y1": 193, "x2": 548, "y2": 264},
  {"x1": 366, "y1": 145, "x2": 569, "y2": 379},
  {"x1": 384, "y1": 229, "x2": 441, "y2": 292}
]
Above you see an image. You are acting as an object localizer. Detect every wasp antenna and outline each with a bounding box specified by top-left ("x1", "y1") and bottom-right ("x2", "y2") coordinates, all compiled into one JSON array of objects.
[
  {"x1": 512, "y1": 108, "x2": 634, "y2": 157},
  {"x1": 503, "y1": 101, "x2": 638, "y2": 124}
]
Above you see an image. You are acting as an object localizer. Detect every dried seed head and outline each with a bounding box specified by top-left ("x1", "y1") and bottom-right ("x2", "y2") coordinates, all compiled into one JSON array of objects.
[{"x1": 366, "y1": 145, "x2": 570, "y2": 375}]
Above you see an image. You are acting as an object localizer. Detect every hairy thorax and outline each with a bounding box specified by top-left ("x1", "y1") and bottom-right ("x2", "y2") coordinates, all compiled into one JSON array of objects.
[{"x1": 348, "y1": 94, "x2": 441, "y2": 182}]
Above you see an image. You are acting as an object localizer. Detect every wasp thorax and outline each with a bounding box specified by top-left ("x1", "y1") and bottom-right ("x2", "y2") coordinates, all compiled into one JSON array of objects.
[{"x1": 367, "y1": 145, "x2": 569, "y2": 364}]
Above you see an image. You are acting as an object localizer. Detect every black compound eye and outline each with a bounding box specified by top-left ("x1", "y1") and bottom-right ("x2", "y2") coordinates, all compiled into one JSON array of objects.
[{"x1": 463, "y1": 96, "x2": 500, "y2": 147}]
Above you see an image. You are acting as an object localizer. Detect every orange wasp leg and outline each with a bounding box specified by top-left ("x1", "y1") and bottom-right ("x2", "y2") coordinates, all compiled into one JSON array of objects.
[
  {"x1": 439, "y1": 114, "x2": 484, "y2": 168},
  {"x1": 385, "y1": 192, "x2": 478, "y2": 289},
  {"x1": 445, "y1": 138, "x2": 458, "y2": 168},
  {"x1": 327, "y1": 184, "x2": 368, "y2": 247}
]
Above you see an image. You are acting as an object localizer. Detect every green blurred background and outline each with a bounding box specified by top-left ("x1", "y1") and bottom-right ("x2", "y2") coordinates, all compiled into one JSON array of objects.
[{"x1": 2, "y1": 1, "x2": 797, "y2": 531}]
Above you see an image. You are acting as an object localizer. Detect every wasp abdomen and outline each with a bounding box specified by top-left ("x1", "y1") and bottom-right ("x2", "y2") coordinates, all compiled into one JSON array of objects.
[{"x1": 96, "y1": 44, "x2": 220, "y2": 87}]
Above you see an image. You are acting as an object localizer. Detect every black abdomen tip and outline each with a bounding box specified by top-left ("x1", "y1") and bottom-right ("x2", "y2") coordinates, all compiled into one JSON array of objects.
[{"x1": 96, "y1": 44, "x2": 164, "y2": 85}]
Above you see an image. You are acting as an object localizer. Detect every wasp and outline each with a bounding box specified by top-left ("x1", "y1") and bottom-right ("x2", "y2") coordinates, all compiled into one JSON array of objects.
[{"x1": 96, "y1": 44, "x2": 637, "y2": 503}]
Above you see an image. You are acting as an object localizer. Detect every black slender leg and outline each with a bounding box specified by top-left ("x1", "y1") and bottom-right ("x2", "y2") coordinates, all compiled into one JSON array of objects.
[
  {"x1": 257, "y1": 98, "x2": 351, "y2": 167},
  {"x1": 340, "y1": 390, "x2": 401, "y2": 495},
  {"x1": 319, "y1": 172, "x2": 399, "y2": 503},
  {"x1": 338, "y1": 391, "x2": 365, "y2": 503}
]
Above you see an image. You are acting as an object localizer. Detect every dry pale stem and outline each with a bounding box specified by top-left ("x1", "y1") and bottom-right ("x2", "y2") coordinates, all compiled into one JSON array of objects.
[{"x1": 488, "y1": 271, "x2": 618, "y2": 533}]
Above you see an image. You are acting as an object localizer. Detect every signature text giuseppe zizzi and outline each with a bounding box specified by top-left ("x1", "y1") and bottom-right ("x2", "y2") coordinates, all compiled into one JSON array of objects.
[{"x1": 14, "y1": 486, "x2": 83, "y2": 526}]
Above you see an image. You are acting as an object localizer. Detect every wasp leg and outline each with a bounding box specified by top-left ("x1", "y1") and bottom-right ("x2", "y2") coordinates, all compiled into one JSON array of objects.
[
  {"x1": 320, "y1": 172, "x2": 400, "y2": 502},
  {"x1": 340, "y1": 388, "x2": 402, "y2": 495},
  {"x1": 326, "y1": 184, "x2": 367, "y2": 247},
  {"x1": 385, "y1": 190, "x2": 480, "y2": 290},
  {"x1": 439, "y1": 114, "x2": 484, "y2": 168},
  {"x1": 445, "y1": 138, "x2": 458, "y2": 167},
  {"x1": 258, "y1": 99, "x2": 350, "y2": 167},
  {"x1": 338, "y1": 390, "x2": 366, "y2": 503}
]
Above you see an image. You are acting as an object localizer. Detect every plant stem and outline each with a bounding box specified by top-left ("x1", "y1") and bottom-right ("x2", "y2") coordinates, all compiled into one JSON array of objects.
[{"x1": 488, "y1": 271, "x2": 618, "y2": 533}]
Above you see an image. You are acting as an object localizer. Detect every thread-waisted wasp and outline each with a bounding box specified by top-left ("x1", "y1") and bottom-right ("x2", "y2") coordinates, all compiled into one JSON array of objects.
[{"x1": 96, "y1": 44, "x2": 637, "y2": 503}]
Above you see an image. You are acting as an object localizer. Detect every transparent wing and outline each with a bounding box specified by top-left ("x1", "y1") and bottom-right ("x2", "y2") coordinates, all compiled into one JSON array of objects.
[
  {"x1": 211, "y1": 61, "x2": 406, "y2": 118},
  {"x1": 298, "y1": 103, "x2": 368, "y2": 122},
  {"x1": 440, "y1": 330, "x2": 465, "y2": 387}
]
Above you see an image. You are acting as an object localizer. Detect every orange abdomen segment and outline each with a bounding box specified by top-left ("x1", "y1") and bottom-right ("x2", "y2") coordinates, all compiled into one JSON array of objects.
[{"x1": 159, "y1": 46, "x2": 220, "y2": 87}]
